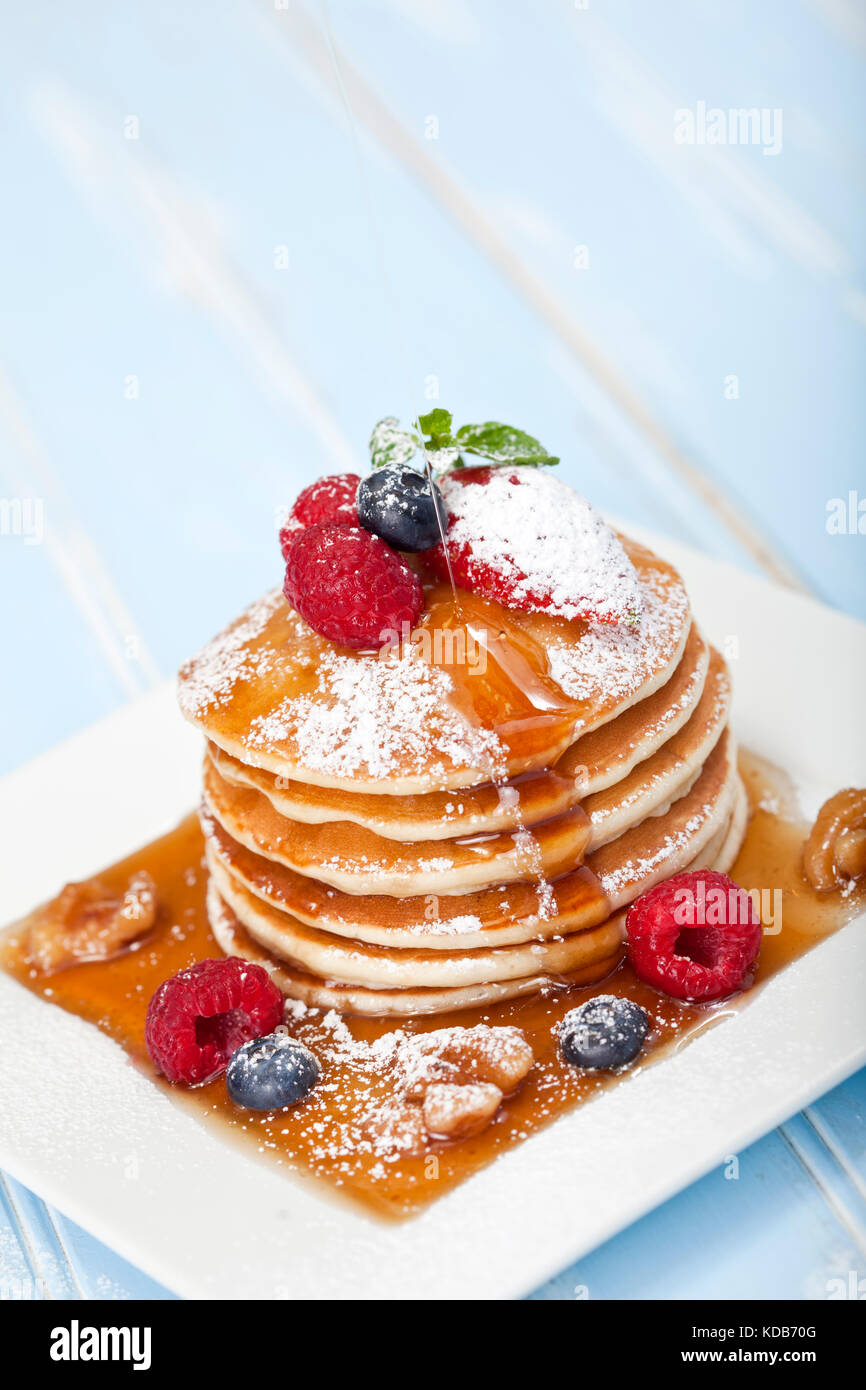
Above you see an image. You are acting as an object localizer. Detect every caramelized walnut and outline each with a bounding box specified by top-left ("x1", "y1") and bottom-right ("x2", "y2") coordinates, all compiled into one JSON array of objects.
[
  {"x1": 402, "y1": 1023, "x2": 535, "y2": 1099},
  {"x1": 803, "y1": 789, "x2": 866, "y2": 892},
  {"x1": 361, "y1": 1024, "x2": 535, "y2": 1153},
  {"x1": 422, "y1": 1082, "x2": 504, "y2": 1140},
  {"x1": 402, "y1": 1024, "x2": 534, "y2": 1142},
  {"x1": 27, "y1": 871, "x2": 157, "y2": 974}
]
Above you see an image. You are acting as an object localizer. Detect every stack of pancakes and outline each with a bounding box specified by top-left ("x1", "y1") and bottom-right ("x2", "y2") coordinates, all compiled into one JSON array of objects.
[{"x1": 178, "y1": 537, "x2": 747, "y2": 1016}]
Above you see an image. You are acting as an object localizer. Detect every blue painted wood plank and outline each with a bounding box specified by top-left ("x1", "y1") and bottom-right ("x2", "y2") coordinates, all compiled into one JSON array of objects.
[
  {"x1": 0, "y1": 1174, "x2": 79, "y2": 1299},
  {"x1": 0, "y1": 1172, "x2": 175, "y2": 1300},
  {"x1": 0, "y1": 1175, "x2": 49, "y2": 1300},
  {"x1": 779, "y1": 1112, "x2": 866, "y2": 1249},
  {"x1": 47, "y1": 1209, "x2": 175, "y2": 1301},
  {"x1": 0, "y1": 508, "x2": 151, "y2": 777},
  {"x1": 807, "y1": 1070, "x2": 866, "y2": 1191}
]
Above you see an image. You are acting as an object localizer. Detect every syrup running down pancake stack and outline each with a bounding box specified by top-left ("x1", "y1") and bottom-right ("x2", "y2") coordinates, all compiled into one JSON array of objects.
[{"x1": 178, "y1": 470, "x2": 747, "y2": 1016}]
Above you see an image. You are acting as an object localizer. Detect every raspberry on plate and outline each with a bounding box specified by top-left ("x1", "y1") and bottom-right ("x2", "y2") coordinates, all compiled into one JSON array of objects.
[
  {"x1": 145, "y1": 957, "x2": 283, "y2": 1086},
  {"x1": 283, "y1": 522, "x2": 423, "y2": 649},
  {"x1": 429, "y1": 466, "x2": 642, "y2": 625},
  {"x1": 279, "y1": 473, "x2": 360, "y2": 558},
  {"x1": 626, "y1": 869, "x2": 762, "y2": 1002}
]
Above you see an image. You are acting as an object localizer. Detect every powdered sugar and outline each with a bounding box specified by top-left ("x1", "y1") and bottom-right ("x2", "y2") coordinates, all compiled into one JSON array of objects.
[
  {"x1": 178, "y1": 590, "x2": 283, "y2": 717},
  {"x1": 441, "y1": 468, "x2": 643, "y2": 624},
  {"x1": 597, "y1": 808, "x2": 712, "y2": 903},
  {"x1": 547, "y1": 556, "x2": 689, "y2": 708},
  {"x1": 247, "y1": 643, "x2": 503, "y2": 783},
  {"x1": 276, "y1": 1007, "x2": 533, "y2": 1157},
  {"x1": 178, "y1": 512, "x2": 685, "y2": 791},
  {"x1": 413, "y1": 911, "x2": 484, "y2": 936}
]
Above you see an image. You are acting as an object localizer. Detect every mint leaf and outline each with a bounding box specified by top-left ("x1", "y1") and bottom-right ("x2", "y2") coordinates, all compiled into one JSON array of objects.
[
  {"x1": 418, "y1": 408, "x2": 455, "y2": 450},
  {"x1": 369, "y1": 417, "x2": 419, "y2": 470},
  {"x1": 370, "y1": 410, "x2": 559, "y2": 476},
  {"x1": 454, "y1": 421, "x2": 559, "y2": 467}
]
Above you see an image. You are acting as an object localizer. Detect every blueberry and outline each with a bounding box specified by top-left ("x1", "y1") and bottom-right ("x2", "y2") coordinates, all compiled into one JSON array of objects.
[
  {"x1": 226, "y1": 1031, "x2": 320, "y2": 1110},
  {"x1": 356, "y1": 466, "x2": 445, "y2": 552},
  {"x1": 558, "y1": 995, "x2": 650, "y2": 1071}
]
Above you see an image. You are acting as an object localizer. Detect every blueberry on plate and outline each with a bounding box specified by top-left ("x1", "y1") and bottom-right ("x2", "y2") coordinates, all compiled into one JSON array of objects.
[
  {"x1": 226, "y1": 1031, "x2": 320, "y2": 1110},
  {"x1": 558, "y1": 995, "x2": 650, "y2": 1071},
  {"x1": 356, "y1": 466, "x2": 445, "y2": 552}
]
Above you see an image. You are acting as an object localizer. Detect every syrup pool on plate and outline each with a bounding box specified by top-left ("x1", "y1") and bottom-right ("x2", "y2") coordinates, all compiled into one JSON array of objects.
[{"x1": 1, "y1": 751, "x2": 860, "y2": 1219}]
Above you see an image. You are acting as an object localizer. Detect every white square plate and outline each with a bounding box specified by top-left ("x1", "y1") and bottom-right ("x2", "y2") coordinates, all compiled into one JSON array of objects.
[{"x1": 1, "y1": 529, "x2": 865, "y2": 1300}]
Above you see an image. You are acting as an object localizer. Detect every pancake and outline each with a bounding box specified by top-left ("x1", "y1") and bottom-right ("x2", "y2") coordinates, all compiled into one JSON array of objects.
[
  {"x1": 202, "y1": 812, "x2": 611, "y2": 949},
  {"x1": 556, "y1": 624, "x2": 708, "y2": 794},
  {"x1": 202, "y1": 726, "x2": 736, "y2": 958},
  {"x1": 584, "y1": 647, "x2": 730, "y2": 849},
  {"x1": 204, "y1": 625, "x2": 710, "y2": 843},
  {"x1": 202, "y1": 757, "x2": 592, "y2": 897},
  {"x1": 178, "y1": 537, "x2": 690, "y2": 794},
  {"x1": 712, "y1": 775, "x2": 749, "y2": 872},
  {"x1": 207, "y1": 879, "x2": 623, "y2": 1016},
  {"x1": 589, "y1": 728, "x2": 738, "y2": 909},
  {"x1": 209, "y1": 854, "x2": 625, "y2": 988},
  {"x1": 201, "y1": 649, "x2": 729, "y2": 897},
  {"x1": 206, "y1": 796, "x2": 744, "y2": 1017},
  {"x1": 685, "y1": 804, "x2": 733, "y2": 872},
  {"x1": 208, "y1": 744, "x2": 583, "y2": 842},
  {"x1": 182, "y1": 523, "x2": 743, "y2": 1018}
]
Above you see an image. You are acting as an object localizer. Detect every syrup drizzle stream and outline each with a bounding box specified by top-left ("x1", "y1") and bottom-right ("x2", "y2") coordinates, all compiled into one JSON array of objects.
[{"x1": 433, "y1": 598, "x2": 575, "y2": 922}]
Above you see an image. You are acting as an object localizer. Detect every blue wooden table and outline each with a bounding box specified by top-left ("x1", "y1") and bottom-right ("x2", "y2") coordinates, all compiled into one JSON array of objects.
[{"x1": 1, "y1": 0, "x2": 863, "y2": 1300}]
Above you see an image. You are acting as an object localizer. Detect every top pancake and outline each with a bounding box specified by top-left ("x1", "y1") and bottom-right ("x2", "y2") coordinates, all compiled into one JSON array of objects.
[
  {"x1": 178, "y1": 537, "x2": 690, "y2": 794},
  {"x1": 206, "y1": 624, "x2": 710, "y2": 842}
]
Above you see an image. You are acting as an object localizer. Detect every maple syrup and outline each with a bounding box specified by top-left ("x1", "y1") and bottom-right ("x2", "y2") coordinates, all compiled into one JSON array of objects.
[{"x1": 177, "y1": 541, "x2": 689, "y2": 794}]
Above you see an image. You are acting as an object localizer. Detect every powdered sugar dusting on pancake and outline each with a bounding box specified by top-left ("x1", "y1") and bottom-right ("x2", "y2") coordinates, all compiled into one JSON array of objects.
[
  {"x1": 178, "y1": 590, "x2": 283, "y2": 716},
  {"x1": 596, "y1": 811, "x2": 709, "y2": 902},
  {"x1": 547, "y1": 552, "x2": 689, "y2": 707},
  {"x1": 247, "y1": 645, "x2": 504, "y2": 783},
  {"x1": 177, "y1": 538, "x2": 688, "y2": 788}
]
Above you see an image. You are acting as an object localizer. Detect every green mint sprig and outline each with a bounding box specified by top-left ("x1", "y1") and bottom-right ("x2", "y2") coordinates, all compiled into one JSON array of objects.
[{"x1": 369, "y1": 409, "x2": 559, "y2": 474}]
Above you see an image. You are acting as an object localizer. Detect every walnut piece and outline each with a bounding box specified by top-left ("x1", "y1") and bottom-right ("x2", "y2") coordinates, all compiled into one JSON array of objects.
[
  {"x1": 422, "y1": 1082, "x2": 504, "y2": 1140},
  {"x1": 27, "y1": 871, "x2": 157, "y2": 974},
  {"x1": 401, "y1": 1023, "x2": 534, "y2": 1142},
  {"x1": 803, "y1": 788, "x2": 866, "y2": 892},
  {"x1": 402, "y1": 1023, "x2": 535, "y2": 1099},
  {"x1": 360, "y1": 1024, "x2": 535, "y2": 1154}
]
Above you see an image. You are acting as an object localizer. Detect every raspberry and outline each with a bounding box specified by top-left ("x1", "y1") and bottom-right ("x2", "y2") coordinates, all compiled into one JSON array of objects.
[
  {"x1": 283, "y1": 522, "x2": 423, "y2": 649},
  {"x1": 626, "y1": 870, "x2": 762, "y2": 1002},
  {"x1": 145, "y1": 957, "x2": 283, "y2": 1086},
  {"x1": 429, "y1": 469, "x2": 522, "y2": 604},
  {"x1": 279, "y1": 473, "x2": 360, "y2": 558},
  {"x1": 429, "y1": 467, "x2": 641, "y2": 624}
]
